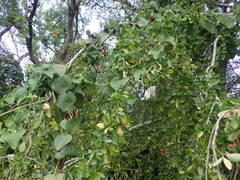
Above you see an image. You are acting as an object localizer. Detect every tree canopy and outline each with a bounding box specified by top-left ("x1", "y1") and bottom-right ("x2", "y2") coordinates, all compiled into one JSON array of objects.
[{"x1": 0, "y1": 0, "x2": 240, "y2": 179}]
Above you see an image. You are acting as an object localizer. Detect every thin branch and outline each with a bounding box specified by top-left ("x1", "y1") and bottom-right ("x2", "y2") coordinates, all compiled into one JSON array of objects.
[
  {"x1": 0, "y1": 96, "x2": 51, "y2": 118},
  {"x1": 234, "y1": 164, "x2": 238, "y2": 180},
  {"x1": 206, "y1": 97, "x2": 219, "y2": 125},
  {"x1": 63, "y1": 157, "x2": 80, "y2": 170},
  {"x1": 206, "y1": 102, "x2": 216, "y2": 125},
  {"x1": 128, "y1": 121, "x2": 152, "y2": 131},
  {"x1": 0, "y1": 25, "x2": 13, "y2": 39},
  {"x1": 66, "y1": 48, "x2": 85, "y2": 69},
  {"x1": 211, "y1": 116, "x2": 223, "y2": 180},
  {"x1": 218, "y1": 3, "x2": 234, "y2": 7},
  {"x1": 0, "y1": 154, "x2": 14, "y2": 159},
  {"x1": 206, "y1": 35, "x2": 221, "y2": 73},
  {"x1": 205, "y1": 123, "x2": 216, "y2": 180},
  {"x1": 17, "y1": 53, "x2": 29, "y2": 62}
]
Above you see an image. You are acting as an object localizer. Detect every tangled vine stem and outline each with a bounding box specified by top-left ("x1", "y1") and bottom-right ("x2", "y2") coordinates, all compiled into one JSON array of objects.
[
  {"x1": 205, "y1": 109, "x2": 240, "y2": 179},
  {"x1": 205, "y1": 116, "x2": 223, "y2": 180},
  {"x1": 206, "y1": 35, "x2": 221, "y2": 73},
  {"x1": 0, "y1": 96, "x2": 51, "y2": 118}
]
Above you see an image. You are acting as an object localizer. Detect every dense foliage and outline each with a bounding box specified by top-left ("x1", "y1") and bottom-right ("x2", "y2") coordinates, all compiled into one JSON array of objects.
[
  {"x1": 0, "y1": 0, "x2": 240, "y2": 179},
  {"x1": 0, "y1": 49, "x2": 24, "y2": 97}
]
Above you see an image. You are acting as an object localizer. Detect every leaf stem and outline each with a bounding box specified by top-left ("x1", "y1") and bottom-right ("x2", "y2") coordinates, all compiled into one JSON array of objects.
[{"x1": 0, "y1": 96, "x2": 51, "y2": 118}]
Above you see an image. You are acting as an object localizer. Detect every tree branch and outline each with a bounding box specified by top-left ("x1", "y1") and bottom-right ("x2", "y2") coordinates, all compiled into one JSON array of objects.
[
  {"x1": 59, "y1": 0, "x2": 79, "y2": 61},
  {"x1": 17, "y1": 53, "x2": 29, "y2": 62},
  {"x1": 0, "y1": 25, "x2": 13, "y2": 39},
  {"x1": 26, "y1": 0, "x2": 39, "y2": 64}
]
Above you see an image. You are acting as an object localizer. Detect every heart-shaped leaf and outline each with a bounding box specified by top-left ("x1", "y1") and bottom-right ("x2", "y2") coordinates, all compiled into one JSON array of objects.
[
  {"x1": 54, "y1": 152, "x2": 65, "y2": 160},
  {"x1": 60, "y1": 118, "x2": 81, "y2": 132},
  {"x1": 51, "y1": 64, "x2": 68, "y2": 77},
  {"x1": 57, "y1": 92, "x2": 76, "y2": 112},
  {"x1": 53, "y1": 75, "x2": 72, "y2": 94},
  {"x1": 28, "y1": 72, "x2": 42, "y2": 90},
  {"x1": 110, "y1": 77, "x2": 129, "y2": 91},
  {"x1": 1, "y1": 129, "x2": 26, "y2": 149},
  {"x1": 54, "y1": 134, "x2": 72, "y2": 151},
  {"x1": 60, "y1": 143, "x2": 79, "y2": 156}
]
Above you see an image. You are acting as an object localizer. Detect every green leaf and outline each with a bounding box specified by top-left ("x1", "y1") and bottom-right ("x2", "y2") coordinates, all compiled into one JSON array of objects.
[
  {"x1": 105, "y1": 18, "x2": 119, "y2": 30},
  {"x1": 54, "y1": 134, "x2": 72, "y2": 151},
  {"x1": 133, "y1": 68, "x2": 146, "y2": 81},
  {"x1": 18, "y1": 142, "x2": 26, "y2": 152},
  {"x1": 90, "y1": 172, "x2": 105, "y2": 180},
  {"x1": 36, "y1": 64, "x2": 55, "y2": 78},
  {"x1": 230, "y1": 118, "x2": 239, "y2": 129},
  {"x1": 44, "y1": 173, "x2": 65, "y2": 180},
  {"x1": 149, "y1": 47, "x2": 164, "y2": 60},
  {"x1": 52, "y1": 75, "x2": 72, "y2": 94},
  {"x1": 73, "y1": 93, "x2": 85, "y2": 108},
  {"x1": 96, "y1": 32, "x2": 108, "y2": 45},
  {"x1": 135, "y1": 16, "x2": 149, "y2": 27},
  {"x1": 85, "y1": 71, "x2": 97, "y2": 82},
  {"x1": 60, "y1": 143, "x2": 79, "y2": 156},
  {"x1": 54, "y1": 152, "x2": 65, "y2": 160},
  {"x1": 226, "y1": 153, "x2": 240, "y2": 162},
  {"x1": 4, "y1": 93, "x2": 15, "y2": 104},
  {"x1": 14, "y1": 110, "x2": 29, "y2": 125},
  {"x1": 149, "y1": 1, "x2": 158, "y2": 10},
  {"x1": 57, "y1": 92, "x2": 76, "y2": 112},
  {"x1": 28, "y1": 64, "x2": 67, "y2": 78},
  {"x1": 101, "y1": 85, "x2": 115, "y2": 95},
  {"x1": 51, "y1": 64, "x2": 68, "y2": 77},
  {"x1": 110, "y1": 77, "x2": 129, "y2": 91},
  {"x1": 28, "y1": 72, "x2": 42, "y2": 90},
  {"x1": 233, "y1": 5, "x2": 240, "y2": 14},
  {"x1": 164, "y1": 36, "x2": 176, "y2": 46},
  {"x1": 1, "y1": 129, "x2": 26, "y2": 149},
  {"x1": 199, "y1": 20, "x2": 217, "y2": 34},
  {"x1": 14, "y1": 86, "x2": 28, "y2": 100},
  {"x1": 60, "y1": 118, "x2": 81, "y2": 132},
  {"x1": 216, "y1": 14, "x2": 236, "y2": 28}
]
